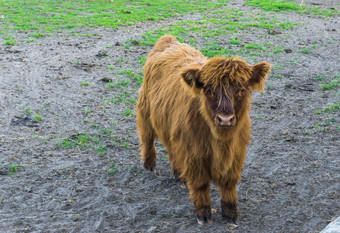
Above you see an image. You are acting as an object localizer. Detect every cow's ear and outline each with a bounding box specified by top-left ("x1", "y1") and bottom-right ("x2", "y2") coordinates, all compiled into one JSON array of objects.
[
  {"x1": 181, "y1": 65, "x2": 204, "y2": 89},
  {"x1": 248, "y1": 62, "x2": 271, "y2": 92}
]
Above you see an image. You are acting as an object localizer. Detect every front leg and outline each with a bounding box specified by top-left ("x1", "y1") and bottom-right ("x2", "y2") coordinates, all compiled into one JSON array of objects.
[
  {"x1": 187, "y1": 181, "x2": 212, "y2": 224},
  {"x1": 217, "y1": 175, "x2": 239, "y2": 223}
]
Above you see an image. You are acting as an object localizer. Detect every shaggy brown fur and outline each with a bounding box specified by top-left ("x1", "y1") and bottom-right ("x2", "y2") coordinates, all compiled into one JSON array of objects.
[{"x1": 136, "y1": 35, "x2": 271, "y2": 224}]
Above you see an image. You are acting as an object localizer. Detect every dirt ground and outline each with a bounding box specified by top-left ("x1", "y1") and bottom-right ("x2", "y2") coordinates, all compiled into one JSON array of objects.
[{"x1": 0, "y1": 1, "x2": 339, "y2": 232}]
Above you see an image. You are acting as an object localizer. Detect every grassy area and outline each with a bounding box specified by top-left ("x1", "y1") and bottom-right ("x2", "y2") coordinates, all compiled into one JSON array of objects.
[
  {"x1": 321, "y1": 75, "x2": 340, "y2": 90},
  {"x1": 57, "y1": 125, "x2": 134, "y2": 156},
  {"x1": 0, "y1": 0, "x2": 228, "y2": 35},
  {"x1": 134, "y1": 9, "x2": 295, "y2": 58},
  {"x1": 245, "y1": 0, "x2": 339, "y2": 17}
]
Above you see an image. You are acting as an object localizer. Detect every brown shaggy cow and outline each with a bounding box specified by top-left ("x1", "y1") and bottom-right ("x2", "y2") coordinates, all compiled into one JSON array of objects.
[{"x1": 136, "y1": 35, "x2": 271, "y2": 224}]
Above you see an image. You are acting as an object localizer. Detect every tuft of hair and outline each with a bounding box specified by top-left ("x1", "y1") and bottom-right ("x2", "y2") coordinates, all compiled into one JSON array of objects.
[{"x1": 200, "y1": 57, "x2": 252, "y2": 90}]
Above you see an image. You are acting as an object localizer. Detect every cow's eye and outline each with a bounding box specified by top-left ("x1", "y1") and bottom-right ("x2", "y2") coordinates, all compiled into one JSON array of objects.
[{"x1": 238, "y1": 89, "x2": 245, "y2": 96}]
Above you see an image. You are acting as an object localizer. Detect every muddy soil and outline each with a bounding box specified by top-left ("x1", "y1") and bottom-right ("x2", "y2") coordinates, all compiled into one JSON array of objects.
[{"x1": 0, "y1": 1, "x2": 339, "y2": 232}]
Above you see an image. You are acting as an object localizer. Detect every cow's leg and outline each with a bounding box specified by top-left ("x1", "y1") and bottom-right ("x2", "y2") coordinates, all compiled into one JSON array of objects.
[
  {"x1": 187, "y1": 180, "x2": 211, "y2": 224},
  {"x1": 168, "y1": 152, "x2": 185, "y2": 183},
  {"x1": 217, "y1": 144, "x2": 246, "y2": 223},
  {"x1": 136, "y1": 104, "x2": 156, "y2": 172},
  {"x1": 214, "y1": 166, "x2": 239, "y2": 221},
  {"x1": 173, "y1": 168, "x2": 182, "y2": 182},
  {"x1": 216, "y1": 170, "x2": 240, "y2": 223}
]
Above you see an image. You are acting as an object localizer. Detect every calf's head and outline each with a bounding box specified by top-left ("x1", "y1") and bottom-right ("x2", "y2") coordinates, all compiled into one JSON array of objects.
[{"x1": 181, "y1": 57, "x2": 271, "y2": 133}]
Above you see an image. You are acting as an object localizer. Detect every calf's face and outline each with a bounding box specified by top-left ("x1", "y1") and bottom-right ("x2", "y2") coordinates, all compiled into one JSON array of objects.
[
  {"x1": 204, "y1": 81, "x2": 246, "y2": 127},
  {"x1": 181, "y1": 58, "x2": 271, "y2": 129}
]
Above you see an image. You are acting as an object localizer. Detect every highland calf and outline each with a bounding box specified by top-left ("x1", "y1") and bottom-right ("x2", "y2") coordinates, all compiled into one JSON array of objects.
[{"x1": 136, "y1": 36, "x2": 271, "y2": 224}]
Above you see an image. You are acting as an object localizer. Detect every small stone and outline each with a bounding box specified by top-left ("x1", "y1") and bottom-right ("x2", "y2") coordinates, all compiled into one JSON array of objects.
[{"x1": 147, "y1": 226, "x2": 157, "y2": 233}]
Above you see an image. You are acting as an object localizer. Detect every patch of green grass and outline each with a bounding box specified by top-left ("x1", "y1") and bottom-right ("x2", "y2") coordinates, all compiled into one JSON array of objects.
[
  {"x1": 138, "y1": 56, "x2": 147, "y2": 66},
  {"x1": 84, "y1": 108, "x2": 93, "y2": 115},
  {"x1": 20, "y1": 106, "x2": 33, "y2": 116},
  {"x1": 57, "y1": 126, "x2": 131, "y2": 154},
  {"x1": 271, "y1": 74, "x2": 283, "y2": 79},
  {"x1": 287, "y1": 58, "x2": 299, "y2": 64},
  {"x1": 136, "y1": 9, "x2": 295, "y2": 58},
  {"x1": 322, "y1": 104, "x2": 339, "y2": 114},
  {"x1": 0, "y1": 0, "x2": 229, "y2": 39},
  {"x1": 80, "y1": 81, "x2": 90, "y2": 86},
  {"x1": 107, "y1": 168, "x2": 115, "y2": 176},
  {"x1": 324, "y1": 118, "x2": 336, "y2": 124},
  {"x1": 129, "y1": 98, "x2": 137, "y2": 104},
  {"x1": 107, "y1": 162, "x2": 118, "y2": 175},
  {"x1": 31, "y1": 32, "x2": 45, "y2": 38},
  {"x1": 315, "y1": 74, "x2": 327, "y2": 82},
  {"x1": 229, "y1": 37, "x2": 241, "y2": 45},
  {"x1": 116, "y1": 58, "x2": 126, "y2": 63},
  {"x1": 122, "y1": 141, "x2": 130, "y2": 149},
  {"x1": 26, "y1": 38, "x2": 36, "y2": 43},
  {"x1": 57, "y1": 132, "x2": 107, "y2": 155},
  {"x1": 122, "y1": 108, "x2": 133, "y2": 117},
  {"x1": 245, "y1": 0, "x2": 302, "y2": 12},
  {"x1": 19, "y1": 107, "x2": 43, "y2": 122},
  {"x1": 299, "y1": 48, "x2": 312, "y2": 54},
  {"x1": 201, "y1": 40, "x2": 231, "y2": 58},
  {"x1": 104, "y1": 91, "x2": 132, "y2": 105},
  {"x1": 8, "y1": 164, "x2": 20, "y2": 175},
  {"x1": 316, "y1": 103, "x2": 340, "y2": 115},
  {"x1": 245, "y1": 43, "x2": 265, "y2": 51},
  {"x1": 4, "y1": 40, "x2": 15, "y2": 45},
  {"x1": 118, "y1": 69, "x2": 144, "y2": 84},
  {"x1": 108, "y1": 79, "x2": 131, "y2": 88},
  {"x1": 274, "y1": 65, "x2": 284, "y2": 70},
  {"x1": 32, "y1": 112, "x2": 42, "y2": 122},
  {"x1": 101, "y1": 128, "x2": 113, "y2": 135},
  {"x1": 74, "y1": 33, "x2": 92, "y2": 37},
  {"x1": 321, "y1": 75, "x2": 340, "y2": 90},
  {"x1": 273, "y1": 48, "x2": 284, "y2": 53},
  {"x1": 91, "y1": 124, "x2": 100, "y2": 129},
  {"x1": 245, "y1": 0, "x2": 339, "y2": 16},
  {"x1": 94, "y1": 144, "x2": 107, "y2": 156}
]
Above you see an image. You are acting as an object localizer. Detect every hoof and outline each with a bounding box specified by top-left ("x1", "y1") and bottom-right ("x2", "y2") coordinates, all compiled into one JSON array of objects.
[
  {"x1": 197, "y1": 217, "x2": 212, "y2": 225},
  {"x1": 144, "y1": 165, "x2": 156, "y2": 173},
  {"x1": 173, "y1": 169, "x2": 181, "y2": 181},
  {"x1": 196, "y1": 207, "x2": 212, "y2": 225},
  {"x1": 221, "y1": 201, "x2": 238, "y2": 224},
  {"x1": 173, "y1": 169, "x2": 187, "y2": 183},
  {"x1": 222, "y1": 215, "x2": 237, "y2": 225},
  {"x1": 143, "y1": 158, "x2": 156, "y2": 172}
]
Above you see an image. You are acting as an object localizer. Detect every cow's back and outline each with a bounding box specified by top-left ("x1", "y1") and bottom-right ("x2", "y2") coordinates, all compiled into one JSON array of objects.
[
  {"x1": 143, "y1": 36, "x2": 206, "y2": 88},
  {"x1": 140, "y1": 36, "x2": 207, "y2": 149}
]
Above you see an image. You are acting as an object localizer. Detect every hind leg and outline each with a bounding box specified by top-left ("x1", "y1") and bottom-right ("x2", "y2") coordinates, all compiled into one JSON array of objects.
[
  {"x1": 167, "y1": 151, "x2": 185, "y2": 183},
  {"x1": 136, "y1": 101, "x2": 157, "y2": 171}
]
